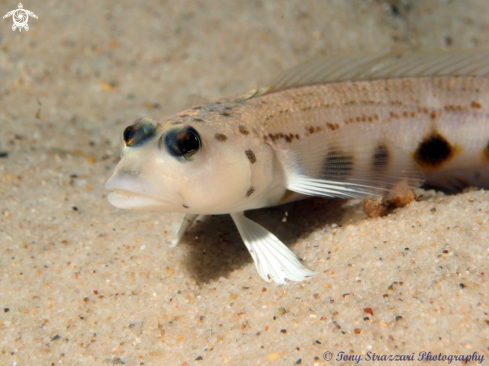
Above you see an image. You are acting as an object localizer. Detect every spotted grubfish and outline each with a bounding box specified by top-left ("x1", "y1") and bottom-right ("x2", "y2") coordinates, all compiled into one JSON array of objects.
[{"x1": 106, "y1": 50, "x2": 489, "y2": 284}]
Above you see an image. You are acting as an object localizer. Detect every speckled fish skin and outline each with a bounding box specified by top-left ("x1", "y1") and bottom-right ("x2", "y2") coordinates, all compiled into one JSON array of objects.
[
  {"x1": 106, "y1": 50, "x2": 489, "y2": 284},
  {"x1": 247, "y1": 76, "x2": 489, "y2": 188}
]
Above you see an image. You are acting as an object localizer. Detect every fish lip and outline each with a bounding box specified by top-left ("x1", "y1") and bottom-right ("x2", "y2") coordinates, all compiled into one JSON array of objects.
[
  {"x1": 105, "y1": 173, "x2": 177, "y2": 206},
  {"x1": 107, "y1": 190, "x2": 174, "y2": 210},
  {"x1": 109, "y1": 189, "x2": 139, "y2": 197},
  {"x1": 108, "y1": 188, "x2": 174, "y2": 205}
]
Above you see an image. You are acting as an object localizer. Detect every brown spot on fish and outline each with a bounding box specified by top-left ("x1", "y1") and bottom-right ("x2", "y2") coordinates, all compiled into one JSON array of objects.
[
  {"x1": 482, "y1": 141, "x2": 489, "y2": 163},
  {"x1": 308, "y1": 126, "x2": 314, "y2": 134},
  {"x1": 430, "y1": 111, "x2": 437, "y2": 120},
  {"x1": 193, "y1": 118, "x2": 204, "y2": 122},
  {"x1": 471, "y1": 101, "x2": 482, "y2": 109},
  {"x1": 220, "y1": 112, "x2": 231, "y2": 117},
  {"x1": 324, "y1": 151, "x2": 354, "y2": 179},
  {"x1": 285, "y1": 135, "x2": 292, "y2": 143},
  {"x1": 182, "y1": 204, "x2": 189, "y2": 209},
  {"x1": 368, "y1": 116, "x2": 373, "y2": 122},
  {"x1": 414, "y1": 132, "x2": 455, "y2": 169},
  {"x1": 215, "y1": 133, "x2": 228, "y2": 142},
  {"x1": 372, "y1": 143, "x2": 389, "y2": 171},
  {"x1": 403, "y1": 111, "x2": 409, "y2": 117},
  {"x1": 245, "y1": 149, "x2": 256, "y2": 164},
  {"x1": 192, "y1": 106, "x2": 202, "y2": 110},
  {"x1": 445, "y1": 105, "x2": 469, "y2": 112},
  {"x1": 246, "y1": 187, "x2": 255, "y2": 197},
  {"x1": 238, "y1": 126, "x2": 250, "y2": 135},
  {"x1": 326, "y1": 122, "x2": 337, "y2": 131},
  {"x1": 410, "y1": 111, "x2": 416, "y2": 118}
]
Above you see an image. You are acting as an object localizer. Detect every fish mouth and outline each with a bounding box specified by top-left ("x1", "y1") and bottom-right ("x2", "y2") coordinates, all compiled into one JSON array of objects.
[
  {"x1": 107, "y1": 190, "x2": 173, "y2": 210},
  {"x1": 105, "y1": 174, "x2": 176, "y2": 210}
]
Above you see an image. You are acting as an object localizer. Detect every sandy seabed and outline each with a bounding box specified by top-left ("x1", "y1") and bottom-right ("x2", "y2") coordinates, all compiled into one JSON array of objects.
[{"x1": 1, "y1": 1, "x2": 489, "y2": 365}]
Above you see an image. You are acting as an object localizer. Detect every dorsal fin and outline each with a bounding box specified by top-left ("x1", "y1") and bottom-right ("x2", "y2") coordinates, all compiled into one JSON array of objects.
[{"x1": 257, "y1": 49, "x2": 489, "y2": 97}]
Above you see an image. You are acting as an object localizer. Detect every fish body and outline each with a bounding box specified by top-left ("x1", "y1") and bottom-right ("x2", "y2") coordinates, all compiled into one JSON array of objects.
[{"x1": 106, "y1": 50, "x2": 489, "y2": 284}]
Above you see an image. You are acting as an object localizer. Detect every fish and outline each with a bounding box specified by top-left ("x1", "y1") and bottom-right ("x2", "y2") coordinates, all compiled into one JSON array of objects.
[{"x1": 105, "y1": 50, "x2": 489, "y2": 284}]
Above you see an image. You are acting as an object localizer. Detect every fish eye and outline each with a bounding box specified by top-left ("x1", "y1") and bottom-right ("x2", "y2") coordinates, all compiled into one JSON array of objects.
[
  {"x1": 123, "y1": 117, "x2": 158, "y2": 147},
  {"x1": 163, "y1": 125, "x2": 201, "y2": 161}
]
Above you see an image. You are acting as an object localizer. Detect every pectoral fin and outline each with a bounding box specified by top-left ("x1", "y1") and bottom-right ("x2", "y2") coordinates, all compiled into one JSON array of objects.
[
  {"x1": 230, "y1": 212, "x2": 316, "y2": 284},
  {"x1": 281, "y1": 124, "x2": 423, "y2": 199},
  {"x1": 171, "y1": 214, "x2": 199, "y2": 247}
]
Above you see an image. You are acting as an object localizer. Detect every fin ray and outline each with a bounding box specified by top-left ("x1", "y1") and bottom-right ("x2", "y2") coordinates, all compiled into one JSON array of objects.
[
  {"x1": 171, "y1": 214, "x2": 199, "y2": 247},
  {"x1": 281, "y1": 125, "x2": 423, "y2": 199},
  {"x1": 259, "y1": 50, "x2": 489, "y2": 96},
  {"x1": 231, "y1": 212, "x2": 316, "y2": 284}
]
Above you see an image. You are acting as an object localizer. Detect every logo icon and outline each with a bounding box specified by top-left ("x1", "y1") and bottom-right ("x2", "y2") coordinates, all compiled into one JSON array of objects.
[{"x1": 3, "y1": 3, "x2": 37, "y2": 32}]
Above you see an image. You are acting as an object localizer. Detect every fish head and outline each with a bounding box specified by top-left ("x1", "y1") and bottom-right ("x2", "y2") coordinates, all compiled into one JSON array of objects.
[{"x1": 106, "y1": 114, "x2": 275, "y2": 214}]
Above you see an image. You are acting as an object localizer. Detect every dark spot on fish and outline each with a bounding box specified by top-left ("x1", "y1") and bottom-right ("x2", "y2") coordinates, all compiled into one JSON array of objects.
[
  {"x1": 246, "y1": 187, "x2": 255, "y2": 197},
  {"x1": 471, "y1": 101, "x2": 482, "y2": 109},
  {"x1": 0, "y1": 151, "x2": 8, "y2": 158},
  {"x1": 245, "y1": 149, "x2": 256, "y2": 164},
  {"x1": 324, "y1": 150, "x2": 354, "y2": 179},
  {"x1": 414, "y1": 132, "x2": 453, "y2": 169},
  {"x1": 182, "y1": 204, "x2": 189, "y2": 209},
  {"x1": 430, "y1": 111, "x2": 436, "y2": 120},
  {"x1": 326, "y1": 122, "x2": 337, "y2": 131},
  {"x1": 180, "y1": 114, "x2": 189, "y2": 118},
  {"x1": 192, "y1": 106, "x2": 202, "y2": 110},
  {"x1": 238, "y1": 126, "x2": 250, "y2": 135},
  {"x1": 224, "y1": 106, "x2": 232, "y2": 110},
  {"x1": 285, "y1": 135, "x2": 291, "y2": 143},
  {"x1": 372, "y1": 143, "x2": 389, "y2": 171},
  {"x1": 215, "y1": 133, "x2": 228, "y2": 142},
  {"x1": 220, "y1": 112, "x2": 231, "y2": 117},
  {"x1": 193, "y1": 118, "x2": 204, "y2": 122},
  {"x1": 482, "y1": 141, "x2": 489, "y2": 162}
]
